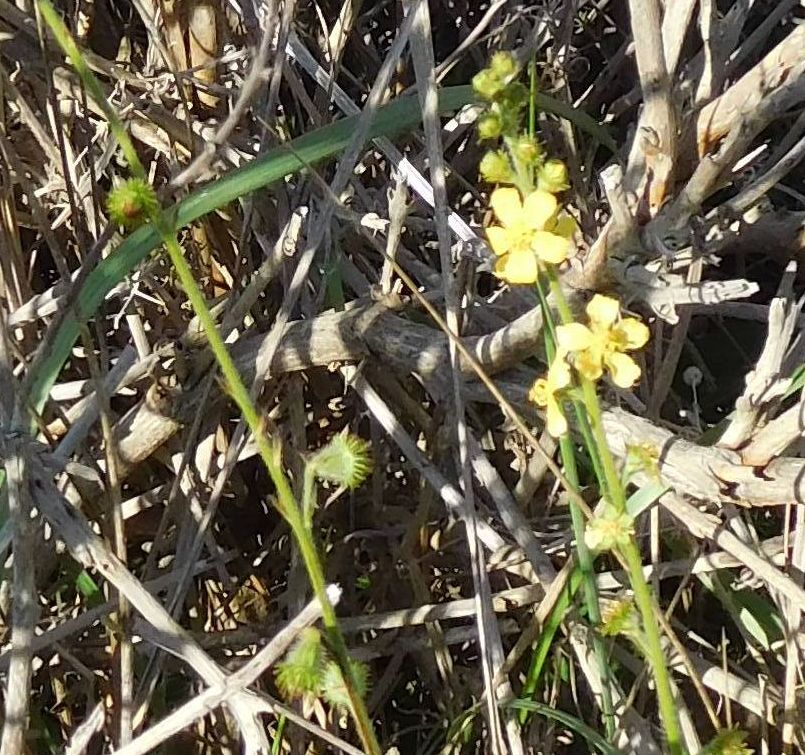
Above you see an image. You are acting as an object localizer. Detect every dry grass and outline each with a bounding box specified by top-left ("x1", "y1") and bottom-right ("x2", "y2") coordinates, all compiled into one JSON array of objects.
[{"x1": 1, "y1": 0, "x2": 805, "y2": 752}]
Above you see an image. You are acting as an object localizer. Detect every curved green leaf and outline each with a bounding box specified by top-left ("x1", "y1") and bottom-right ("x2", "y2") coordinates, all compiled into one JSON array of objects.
[{"x1": 29, "y1": 84, "x2": 614, "y2": 413}]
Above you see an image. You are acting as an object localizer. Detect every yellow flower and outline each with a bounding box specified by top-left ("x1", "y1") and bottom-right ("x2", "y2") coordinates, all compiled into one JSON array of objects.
[
  {"x1": 556, "y1": 294, "x2": 649, "y2": 388},
  {"x1": 528, "y1": 355, "x2": 571, "y2": 437},
  {"x1": 486, "y1": 187, "x2": 576, "y2": 284}
]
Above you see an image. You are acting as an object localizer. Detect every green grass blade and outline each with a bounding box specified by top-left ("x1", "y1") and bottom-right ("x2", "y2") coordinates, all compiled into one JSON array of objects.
[
  {"x1": 507, "y1": 699, "x2": 622, "y2": 755},
  {"x1": 28, "y1": 87, "x2": 473, "y2": 412},
  {"x1": 28, "y1": 84, "x2": 613, "y2": 413}
]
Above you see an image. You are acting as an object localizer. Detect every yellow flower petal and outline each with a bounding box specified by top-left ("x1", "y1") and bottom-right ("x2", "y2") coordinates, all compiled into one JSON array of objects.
[
  {"x1": 552, "y1": 214, "x2": 578, "y2": 240},
  {"x1": 548, "y1": 356, "x2": 571, "y2": 390},
  {"x1": 556, "y1": 323, "x2": 594, "y2": 352},
  {"x1": 613, "y1": 318, "x2": 650, "y2": 350},
  {"x1": 606, "y1": 351, "x2": 642, "y2": 388},
  {"x1": 490, "y1": 187, "x2": 524, "y2": 228},
  {"x1": 528, "y1": 378, "x2": 549, "y2": 406},
  {"x1": 531, "y1": 231, "x2": 570, "y2": 264},
  {"x1": 494, "y1": 249, "x2": 539, "y2": 284},
  {"x1": 522, "y1": 189, "x2": 558, "y2": 230},
  {"x1": 587, "y1": 294, "x2": 620, "y2": 328},
  {"x1": 546, "y1": 397, "x2": 568, "y2": 437},
  {"x1": 486, "y1": 225, "x2": 512, "y2": 256},
  {"x1": 576, "y1": 348, "x2": 604, "y2": 382}
]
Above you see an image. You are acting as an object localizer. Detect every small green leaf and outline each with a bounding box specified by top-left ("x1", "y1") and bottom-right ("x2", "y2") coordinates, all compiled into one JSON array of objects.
[
  {"x1": 626, "y1": 482, "x2": 669, "y2": 518},
  {"x1": 75, "y1": 569, "x2": 101, "y2": 602}
]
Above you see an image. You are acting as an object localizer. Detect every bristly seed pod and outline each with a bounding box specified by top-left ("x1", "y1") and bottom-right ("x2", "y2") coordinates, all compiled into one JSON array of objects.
[
  {"x1": 275, "y1": 627, "x2": 325, "y2": 700},
  {"x1": 107, "y1": 178, "x2": 159, "y2": 229},
  {"x1": 309, "y1": 432, "x2": 373, "y2": 490}
]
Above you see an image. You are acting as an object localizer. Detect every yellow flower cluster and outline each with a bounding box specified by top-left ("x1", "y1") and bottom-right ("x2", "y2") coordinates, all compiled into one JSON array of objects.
[
  {"x1": 529, "y1": 295, "x2": 649, "y2": 437},
  {"x1": 475, "y1": 59, "x2": 649, "y2": 441}
]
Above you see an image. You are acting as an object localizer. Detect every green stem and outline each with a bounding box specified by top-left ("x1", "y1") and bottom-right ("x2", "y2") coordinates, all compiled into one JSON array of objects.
[
  {"x1": 544, "y1": 267, "x2": 683, "y2": 752},
  {"x1": 535, "y1": 276, "x2": 614, "y2": 737},
  {"x1": 579, "y1": 375, "x2": 684, "y2": 755},
  {"x1": 159, "y1": 229, "x2": 382, "y2": 755},
  {"x1": 41, "y1": 7, "x2": 382, "y2": 750},
  {"x1": 528, "y1": 60, "x2": 537, "y2": 138}
]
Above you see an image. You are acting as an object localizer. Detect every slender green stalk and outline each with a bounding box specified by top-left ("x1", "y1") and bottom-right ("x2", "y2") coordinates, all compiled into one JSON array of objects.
[
  {"x1": 528, "y1": 60, "x2": 538, "y2": 138},
  {"x1": 38, "y1": 1, "x2": 144, "y2": 182},
  {"x1": 41, "y1": 6, "x2": 382, "y2": 752},
  {"x1": 579, "y1": 377, "x2": 684, "y2": 754},
  {"x1": 544, "y1": 271, "x2": 684, "y2": 755},
  {"x1": 544, "y1": 269, "x2": 607, "y2": 489},
  {"x1": 534, "y1": 277, "x2": 614, "y2": 737},
  {"x1": 519, "y1": 569, "x2": 580, "y2": 710},
  {"x1": 154, "y1": 220, "x2": 383, "y2": 755}
]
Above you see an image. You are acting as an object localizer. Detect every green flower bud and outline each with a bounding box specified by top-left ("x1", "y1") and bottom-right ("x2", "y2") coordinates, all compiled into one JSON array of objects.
[
  {"x1": 106, "y1": 178, "x2": 159, "y2": 229},
  {"x1": 537, "y1": 159, "x2": 570, "y2": 193},
  {"x1": 584, "y1": 507, "x2": 634, "y2": 552},
  {"x1": 622, "y1": 442, "x2": 661, "y2": 484},
  {"x1": 511, "y1": 135, "x2": 542, "y2": 165},
  {"x1": 600, "y1": 597, "x2": 651, "y2": 656},
  {"x1": 479, "y1": 150, "x2": 514, "y2": 184},
  {"x1": 477, "y1": 113, "x2": 502, "y2": 140},
  {"x1": 601, "y1": 599, "x2": 640, "y2": 639},
  {"x1": 489, "y1": 51, "x2": 518, "y2": 82},
  {"x1": 275, "y1": 628, "x2": 325, "y2": 699},
  {"x1": 309, "y1": 432, "x2": 373, "y2": 489},
  {"x1": 472, "y1": 69, "x2": 504, "y2": 101}
]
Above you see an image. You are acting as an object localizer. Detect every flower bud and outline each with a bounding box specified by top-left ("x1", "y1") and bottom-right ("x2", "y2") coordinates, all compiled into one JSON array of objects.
[
  {"x1": 601, "y1": 599, "x2": 640, "y2": 639},
  {"x1": 479, "y1": 150, "x2": 514, "y2": 184},
  {"x1": 700, "y1": 729, "x2": 753, "y2": 755},
  {"x1": 585, "y1": 506, "x2": 634, "y2": 552},
  {"x1": 477, "y1": 113, "x2": 502, "y2": 140},
  {"x1": 309, "y1": 433, "x2": 373, "y2": 489},
  {"x1": 538, "y1": 159, "x2": 569, "y2": 193},
  {"x1": 511, "y1": 135, "x2": 542, "y2": 165},
  {"x1": 321, "y1": 659, "x2": 370, "y2": 710},
  {"x1": 472, "y1": 69, "x2": 504, "y2": 101},
  {"x1": 489, "y1": 51, "x2": 518, "y2": 82},
  {"x1": 275, "y1": 628, "x2": 325, "y2": 699},
  {"x1": 498, "y1": 81, "x2": 528, "y2": 110}
]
